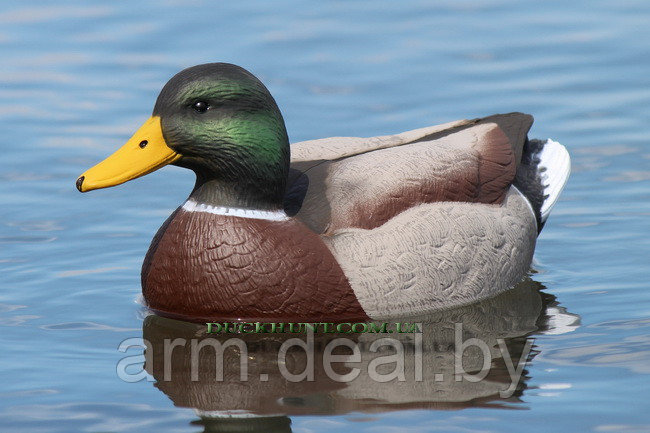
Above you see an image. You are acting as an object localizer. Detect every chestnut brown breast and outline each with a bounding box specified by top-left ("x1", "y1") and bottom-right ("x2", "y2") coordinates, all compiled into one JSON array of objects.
[{"x1": 141, "y1": 208, "x2": 367, "y2": 322}]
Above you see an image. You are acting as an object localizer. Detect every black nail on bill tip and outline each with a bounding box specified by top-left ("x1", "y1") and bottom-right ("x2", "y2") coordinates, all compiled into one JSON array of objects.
[{"x1": 76, "y1": 176, "x2": 85, "y2": 192}]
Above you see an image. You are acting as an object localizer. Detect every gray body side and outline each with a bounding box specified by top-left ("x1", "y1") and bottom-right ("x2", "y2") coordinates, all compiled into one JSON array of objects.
[{"x1": 324, "y1": 188, "x2": 536, "y2": 317}]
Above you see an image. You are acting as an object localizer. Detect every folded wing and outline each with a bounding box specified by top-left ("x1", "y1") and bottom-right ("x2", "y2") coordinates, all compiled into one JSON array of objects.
[{"x1": 286, "y1": 113, "x2": 533, "y2": 233}]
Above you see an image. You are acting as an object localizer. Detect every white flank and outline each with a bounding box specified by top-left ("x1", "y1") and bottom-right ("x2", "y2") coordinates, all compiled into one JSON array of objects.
[
  {"x1": 182, "y1": 200, "x2": 289, "y2": 221},
  {"x1": 539, "y1": 139, "x2": 571, "y2": 223}
]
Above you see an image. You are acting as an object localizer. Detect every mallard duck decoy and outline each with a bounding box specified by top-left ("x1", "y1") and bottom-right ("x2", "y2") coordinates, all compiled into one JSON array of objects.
[{"x1": 76, "y1": 63, "x2": 570, "y2": 322}]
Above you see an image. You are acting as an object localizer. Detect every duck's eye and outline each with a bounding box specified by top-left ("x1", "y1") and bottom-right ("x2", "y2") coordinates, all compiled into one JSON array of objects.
[{"x1": 192, "y1": 101, "x2": 209, "y2": 113}]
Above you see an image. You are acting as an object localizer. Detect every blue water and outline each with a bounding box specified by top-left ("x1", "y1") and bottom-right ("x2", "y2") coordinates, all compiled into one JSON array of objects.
[{"x1": 1, "y1": 0, "x2": 650, "y2": 431}]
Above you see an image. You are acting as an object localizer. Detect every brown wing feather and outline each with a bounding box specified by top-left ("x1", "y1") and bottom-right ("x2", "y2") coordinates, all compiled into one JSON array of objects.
[{"x1": 287, "y1": 113, "x2": 532, "y2": 232}]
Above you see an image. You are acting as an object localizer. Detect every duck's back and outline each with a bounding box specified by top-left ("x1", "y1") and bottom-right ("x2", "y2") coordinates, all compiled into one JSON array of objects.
[{"x1": 286, "y1": 113, "x2": 534, "y2": 233}]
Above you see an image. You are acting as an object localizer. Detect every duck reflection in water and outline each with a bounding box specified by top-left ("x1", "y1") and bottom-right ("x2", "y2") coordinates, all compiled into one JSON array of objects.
[{"x1": 134, "y1": 279, "x2": 578, "y2": 433}]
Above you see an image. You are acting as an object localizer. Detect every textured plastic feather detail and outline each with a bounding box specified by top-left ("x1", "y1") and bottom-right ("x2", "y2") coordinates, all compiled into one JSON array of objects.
[
  {"x1": 182, "y1": 200, "x2": 289, "y2": 221},
  {"x1": 538, "y1": 139, "x2": 571, "y2": 223}
]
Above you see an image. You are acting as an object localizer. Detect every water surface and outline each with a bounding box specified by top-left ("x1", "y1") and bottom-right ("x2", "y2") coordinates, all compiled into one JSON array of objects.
[{"x1": 1, "y1": 1, "x2": 650, "y2": 431}]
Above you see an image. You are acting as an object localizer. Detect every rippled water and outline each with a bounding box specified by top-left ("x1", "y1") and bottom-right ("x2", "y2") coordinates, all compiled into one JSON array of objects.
[{"x1": 1, "y1": 1, "x2": 649, "y2": 432}]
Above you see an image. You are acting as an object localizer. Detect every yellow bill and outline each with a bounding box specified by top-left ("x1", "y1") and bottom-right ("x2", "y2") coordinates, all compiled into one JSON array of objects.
[{"x1": 76, "y1": 116, "x2": 181, "y2": 192}]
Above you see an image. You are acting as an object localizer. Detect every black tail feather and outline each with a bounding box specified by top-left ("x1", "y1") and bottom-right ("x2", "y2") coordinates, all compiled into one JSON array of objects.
[{"x1": 513, "y1": 139, "x2": 547, "y2": 232}]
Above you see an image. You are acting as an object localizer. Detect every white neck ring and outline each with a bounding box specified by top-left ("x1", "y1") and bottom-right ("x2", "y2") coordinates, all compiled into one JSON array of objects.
[{"x1": 182, "y1": 200, "x2": 290, "y2": 221}]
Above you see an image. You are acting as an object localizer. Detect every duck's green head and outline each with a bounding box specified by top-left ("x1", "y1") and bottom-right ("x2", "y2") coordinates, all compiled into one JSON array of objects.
[{"x1": 77, "y1": 63, "x2": 290, "y2": 209}]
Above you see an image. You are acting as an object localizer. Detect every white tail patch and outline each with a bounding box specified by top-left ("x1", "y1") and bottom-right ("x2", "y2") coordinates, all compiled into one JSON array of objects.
[{"x1": 538, "y1": 139, "x2": 570, "y2": 223}]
